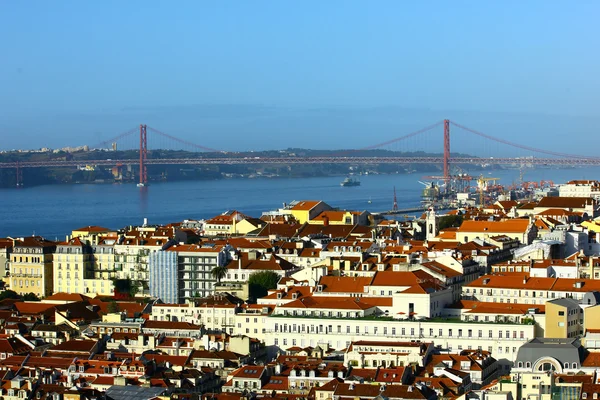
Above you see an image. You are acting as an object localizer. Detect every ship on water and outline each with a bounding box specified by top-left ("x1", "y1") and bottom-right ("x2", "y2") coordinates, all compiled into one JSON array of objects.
[{"x1": 340, "y1": 176, "x2": 360, "y2": 187}]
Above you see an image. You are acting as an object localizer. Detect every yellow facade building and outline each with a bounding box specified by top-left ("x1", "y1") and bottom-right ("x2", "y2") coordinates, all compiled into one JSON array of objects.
[
  {"x1": 53, "y1": 237, "x2": 114, "y2": 297},
  {"x1": 70, "y1": 225, "x2": 114, "y2": 245},
  {"x1": 545, "y1": 298, "x2": 582, "y2": 338},
  {"x1": 9, "y1": 237, "x2": 56, "y2": 298}
]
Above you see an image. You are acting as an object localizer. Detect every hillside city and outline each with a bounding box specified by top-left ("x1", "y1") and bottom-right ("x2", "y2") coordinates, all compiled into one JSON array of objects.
[{"x1": 3, "y1": 179, "x2": 600, "y2": 400}]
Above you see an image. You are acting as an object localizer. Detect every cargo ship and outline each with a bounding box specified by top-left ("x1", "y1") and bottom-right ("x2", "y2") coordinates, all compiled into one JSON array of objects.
[{"x1": 341, "y1": 176, "x2": 360, "y2": 187}]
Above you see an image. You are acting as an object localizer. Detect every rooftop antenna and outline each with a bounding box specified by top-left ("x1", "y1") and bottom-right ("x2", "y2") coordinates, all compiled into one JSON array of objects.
[{"x1": 393, "y1": 187, "x2": 398, "y2": 212}]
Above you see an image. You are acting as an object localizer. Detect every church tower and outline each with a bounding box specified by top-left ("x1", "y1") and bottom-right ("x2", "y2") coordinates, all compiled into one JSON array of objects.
[{"x1": 426, "y1": 206, "x2": 439, "y2": 241}]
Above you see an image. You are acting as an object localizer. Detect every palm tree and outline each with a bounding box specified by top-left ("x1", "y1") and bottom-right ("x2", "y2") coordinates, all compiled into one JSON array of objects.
[{"x1": 211, "y1": 265, "x2": 228, "y2": 283}]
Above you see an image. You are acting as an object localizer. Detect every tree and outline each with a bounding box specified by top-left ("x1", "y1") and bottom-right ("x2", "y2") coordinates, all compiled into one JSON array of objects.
[
  {"x1": 438, "y1": 215, "x2": 463, "y2": 231},
  {"x1": 248, "y1": 271, "x2": 280, "y2": 301},
  {"x1": 211, "y1": 265, "x2": 228, "y2": 283},
  {"x1": 0, "y1": 290, "x2": 20, "y2": 301},
  {"x1": 112, "y1": 278, "x2": 139, "y2": 299},
  {"x1": 22, "y1": 293, "x2": 40, "y2": 301}
]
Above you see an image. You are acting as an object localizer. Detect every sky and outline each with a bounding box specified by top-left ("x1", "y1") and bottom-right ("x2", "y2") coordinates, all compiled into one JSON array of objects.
[{"x1": 0, "y1": 1, "x2": 599, "y2": 153}]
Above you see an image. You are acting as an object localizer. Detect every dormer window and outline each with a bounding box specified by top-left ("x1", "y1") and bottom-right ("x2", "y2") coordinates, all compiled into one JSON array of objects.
[{"x1": 79, "y1": 366, "x2": 85, "y2": 372}]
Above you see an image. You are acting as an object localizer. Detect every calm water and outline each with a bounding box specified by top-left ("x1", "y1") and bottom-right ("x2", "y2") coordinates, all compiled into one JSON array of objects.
[{"x1": 2, "y1": 166, "x2": 600, "y2": 239}]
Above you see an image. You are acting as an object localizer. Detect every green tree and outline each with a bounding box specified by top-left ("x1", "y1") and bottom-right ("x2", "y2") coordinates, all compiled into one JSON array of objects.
[
  {"x1": 248, "y1": 271, "x2": 280, "y2": 301},
  {"x1": 438, "y1": 215, "x2": 463, "y2": 231},
  {"x1": 0, "y1": 290, "x2": 20, "y2": 301},
  {"x1": 22, "y1": 293, "x2": 40, "y2": 301},
  {"x1": 112, "y1": 278, "x2": 139, "y2": 298},
  {"x1": 211, "y1": 265, "x2": 228, "y2": 283}
]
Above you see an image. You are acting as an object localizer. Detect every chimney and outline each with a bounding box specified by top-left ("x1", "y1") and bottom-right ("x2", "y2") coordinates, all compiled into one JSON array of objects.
[
  {"x1": 324, "y1": 216, "x2": 329, "y2": 227},
  {"x1": 238, "y1": 257, "x2": 242, "y2": 270}
]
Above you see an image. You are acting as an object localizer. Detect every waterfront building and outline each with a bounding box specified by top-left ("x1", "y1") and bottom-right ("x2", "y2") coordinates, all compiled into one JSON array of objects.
[{"x1": 8, "y1": 236, "x2": 56, "y2": 298}]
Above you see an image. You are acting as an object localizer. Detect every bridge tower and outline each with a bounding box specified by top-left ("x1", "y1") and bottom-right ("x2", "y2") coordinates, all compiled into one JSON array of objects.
[
  {"x1": 443, "y1": 119, "x2": 450, "y2": 181},
  {"x1": 139, "y1": 124, "x2": 148, "y2": 187}
]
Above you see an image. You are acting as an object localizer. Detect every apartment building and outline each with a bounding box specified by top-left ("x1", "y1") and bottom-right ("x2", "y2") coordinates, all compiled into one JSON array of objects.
[
  {"x1": 463, "y1": 275, "x2": 600, "y2": 305},
  {"x1": 53, "y1": 237, "x2": 113, "y2": 296},
  {"x1": 263, "y1": 313, "x2": 535, "y2": 371},
  {"x1": 9, "y1": 237, "x2": 56, "y2": 298},
  {"x1": 148, "y1": 244, "x2": 231, "y2": 304}
]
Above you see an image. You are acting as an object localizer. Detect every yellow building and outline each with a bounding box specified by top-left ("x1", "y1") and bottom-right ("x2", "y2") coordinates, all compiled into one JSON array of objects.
[
  {"x1": 309, "y1": 210, "x2": 370, "y2": 226},
  {"x1": 9, "y1": 237, "x2": 57, "y2": 298},
  {"x1": 286, "y1": 200, "x2": 332, "y2": 224},
  {"x1": 545, "y1": 298, "x2": 582, "y2": 338},
  {"x1": 53, "y1": 237, "x2": 114, "y2": 297},
  {"x1": 91, "y1": 239, "x2": 117, "y2": 281},
  {"x1": 204, "y1": 210, "x2": 248, "y2": 236},
  {"x1": 70, "y1": 225, "x2": 113, "y2": 245},
  {"x1": 584, "y1": 304, "x2": 600, "y2": 333}
]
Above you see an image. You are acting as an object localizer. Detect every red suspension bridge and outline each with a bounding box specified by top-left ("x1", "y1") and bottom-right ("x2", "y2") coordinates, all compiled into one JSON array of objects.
[{"x1": 2, "y1": 120, "x2": 599, "y2": 186}]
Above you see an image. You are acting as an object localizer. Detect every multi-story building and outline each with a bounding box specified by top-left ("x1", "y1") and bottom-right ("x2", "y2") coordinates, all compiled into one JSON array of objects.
[
  {"x1": 264, "y1": 312, "x2": 535, "y2": 372},
  {"x1": 53, "y1": 237, "x2": 113, "y2": 296},
  {"x1": 91, "y1": 239, "x2": 117, "y2": 281},
  {"x1": 457, "y1": 219, "x2": 537, "y2": 245},
  {"x1": 148, "y1": 244, "x2": 231, "y2": 304},
  {"x1": 463, "y1": 275, "x2": 600, "y2": 305},
  {"x1": 344, "y1": 340, "x2": 434, "y2": 368},
  {"x1": 545, "y1": 298, "x2": 583, "y2": 338},
  {"x1": 114, "y1": 235, "x2": 169, "y2": 296},
  {"x1": 9, "y1": 237, "x2": 56, "y2": 298}
]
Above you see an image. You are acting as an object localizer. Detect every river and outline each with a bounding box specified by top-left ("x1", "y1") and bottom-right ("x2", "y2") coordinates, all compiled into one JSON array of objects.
[{"x1": 1, "y1": 166, "x2": 600, "y2": 239}]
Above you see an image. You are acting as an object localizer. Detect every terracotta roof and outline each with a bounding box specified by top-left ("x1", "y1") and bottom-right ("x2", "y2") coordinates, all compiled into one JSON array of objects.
[
  {"x1": 537, "y1": 196, "x2": 595, "y2": 209},
  {"x1": 230, "y1": 365, "x2": 266, "y2": 378},
  {"x1": 44, "y1": 293, "x2": 91, "y2": 302},
  {"x1": 318, "y1": 276, "x2": 373, "y2": 293},
  {"x1": 458, "y1": 219, "x2": 531, "y2": 233},
  {"x1": 73, "y1": 226, "x2": 111, "y2": 232},
  {"x1": 278, "y1": 296, "x2": 385, "y2": 310},
  {"x1": 48, "y1": 339, "x2": 97, "y2": 353},
  {"x1": 291, "y1": 201, "x2": 322, "y2": 211}
]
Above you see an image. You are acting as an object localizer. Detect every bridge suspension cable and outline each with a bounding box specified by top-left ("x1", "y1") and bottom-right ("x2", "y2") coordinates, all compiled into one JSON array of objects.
[
  {"x1": 450, "y1": 121, "x2": 599, "y2": 160},
  {"x1": 146, "y1": 126, "x2": 223, "y2": 153},
  {"x1": 358, "y1": 120, "x2": 444, "y2": 150},
  {"x1": 90, "y1": 127, "x2": 139, "y2": 149}
]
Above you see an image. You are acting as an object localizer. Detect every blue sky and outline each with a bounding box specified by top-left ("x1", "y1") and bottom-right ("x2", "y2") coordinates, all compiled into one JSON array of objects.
[{"x1": 0, "y1": 1, "x2": 599, "y2": 153}]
